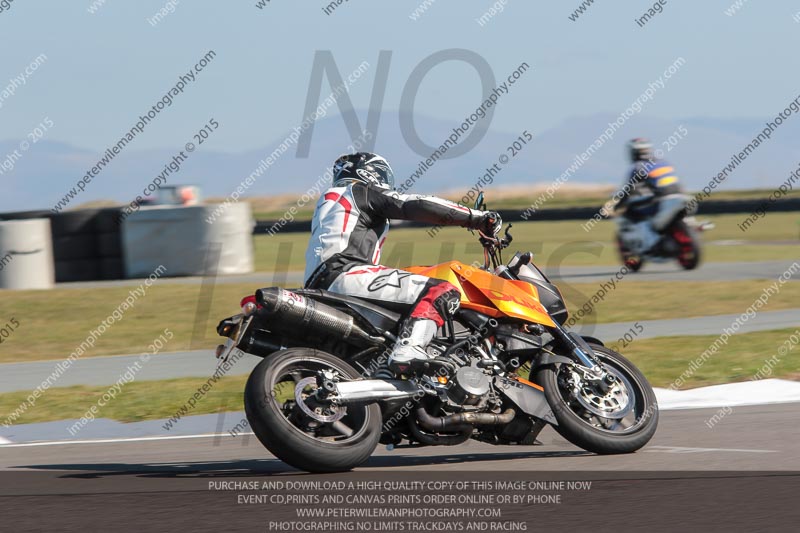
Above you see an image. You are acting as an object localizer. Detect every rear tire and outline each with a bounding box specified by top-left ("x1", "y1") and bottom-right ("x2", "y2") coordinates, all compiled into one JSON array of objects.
[
  {"x1": 535, "y1": 344, "x2": 658, "y2": 454},
  {"x1": 673, "y1": 221, "x2": 701, "y2": 270},
  {"x1": 245, "y1": 348, "x2": 381, "y2": 473}
]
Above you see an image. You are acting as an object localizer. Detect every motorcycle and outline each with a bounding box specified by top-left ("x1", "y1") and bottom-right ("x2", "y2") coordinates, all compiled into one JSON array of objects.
[
  {"x1": 216, "y1": 193, "x2": 658, "y2": 473},
  {"x1": 614, "y1": 193, "x2": 714, "y2": 271}
]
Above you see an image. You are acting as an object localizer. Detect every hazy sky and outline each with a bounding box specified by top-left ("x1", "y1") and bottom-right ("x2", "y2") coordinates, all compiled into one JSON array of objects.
[{"x1": 2, "y1": 0, "x2": 799, "y2": 154}]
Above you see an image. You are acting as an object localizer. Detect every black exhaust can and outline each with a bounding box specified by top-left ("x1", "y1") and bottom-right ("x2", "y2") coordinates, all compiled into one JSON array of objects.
[{"x1": 255, "y1": 287, "x2": 381, "y2": 346}]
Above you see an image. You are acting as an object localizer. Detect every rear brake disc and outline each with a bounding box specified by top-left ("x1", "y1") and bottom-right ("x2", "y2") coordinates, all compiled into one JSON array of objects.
[{"x1": 294, "y1": 376, "x2": 346, "y2": 423}]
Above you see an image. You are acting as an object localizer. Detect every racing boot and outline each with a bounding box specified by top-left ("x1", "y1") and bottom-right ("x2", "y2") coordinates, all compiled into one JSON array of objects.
[{"x1": 388, "y1": 318, "x2": 437, "y2": 375}]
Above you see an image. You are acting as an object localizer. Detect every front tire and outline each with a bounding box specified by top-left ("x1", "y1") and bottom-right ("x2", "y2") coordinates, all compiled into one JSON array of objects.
[
  {"x1": 616, "y1": 234, "x2": 643, "y2": 272},
  {"x1": 244, "y1": 348, "x2": 381, "y2": 473},
  {"x1": 535, "y1": 344, "x2": 658, "y2": 454}
]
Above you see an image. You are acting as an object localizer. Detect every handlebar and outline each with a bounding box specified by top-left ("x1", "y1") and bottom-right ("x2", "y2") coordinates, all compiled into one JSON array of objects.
[
  {"x1": 477, "y1": 223, "x2": 513, "y2": 271},
  {"x1": 471, "y1": 192, "x2": 513, "y2": 270}
]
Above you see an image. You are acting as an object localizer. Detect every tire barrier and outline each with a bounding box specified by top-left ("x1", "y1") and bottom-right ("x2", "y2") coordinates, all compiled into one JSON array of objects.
[
  {"x1": 0, "y1": 208, "x2": 125, "y2": 282},
  {"x1": 0, "y1": 218, "x2": 55, "y2": 290}
]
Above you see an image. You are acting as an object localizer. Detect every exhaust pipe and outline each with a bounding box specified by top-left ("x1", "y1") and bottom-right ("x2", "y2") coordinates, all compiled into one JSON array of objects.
[
  {"x1": 256, "y1": 287, "x2": 384, "y2": 346},
  {"x1": 330, "y1": 379, "x2": 422, "y2": 404},
  {"x1": 415, "y1": 406, "x2": 516, "y2": 433},
  {"x1": 408, "y1": 415, "x2": 472, "y2": 446}
]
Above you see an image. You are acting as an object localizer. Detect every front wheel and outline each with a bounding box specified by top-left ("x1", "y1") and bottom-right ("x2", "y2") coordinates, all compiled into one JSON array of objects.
[
  {"x1": 616, "y1": 234, "x2": 643, "y2": 272},
  {"x1": 534, "y1": 344, "x2": 658, "y2": 454},
  {"x1": 244, "y1": 348, "x2": 381, "y2": 473}
]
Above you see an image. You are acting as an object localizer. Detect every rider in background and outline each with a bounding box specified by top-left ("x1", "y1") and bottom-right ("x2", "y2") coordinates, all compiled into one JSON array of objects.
[
  {"x1": 615, "y1": 138, "x2": 684, "y2": 252},
  {"x1": 304, "y1": 152, "x2": 501, "y2": 374}
]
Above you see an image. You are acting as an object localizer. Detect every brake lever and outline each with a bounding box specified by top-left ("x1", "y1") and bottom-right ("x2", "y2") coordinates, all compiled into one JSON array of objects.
[{"x1": 478, "y1": 235, "x2": 495, "y2": 248}]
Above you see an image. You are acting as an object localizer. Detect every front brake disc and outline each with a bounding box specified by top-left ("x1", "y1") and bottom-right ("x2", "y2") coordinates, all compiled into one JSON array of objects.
[{"x1": 570, "y1": 368, "x2": 634, "y2": 419}]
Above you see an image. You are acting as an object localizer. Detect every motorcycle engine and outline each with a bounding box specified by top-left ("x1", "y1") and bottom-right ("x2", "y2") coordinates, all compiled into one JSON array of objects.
[{"x1": 446, "y1": 366, "x2": 490, "y2": 406}]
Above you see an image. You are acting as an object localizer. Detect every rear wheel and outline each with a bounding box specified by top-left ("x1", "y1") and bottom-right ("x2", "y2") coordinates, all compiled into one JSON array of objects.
[
  {"x1": 672, "y1": 221, "x2": 701, "y2": 270},
  {"x1": 534, "y1": 344, "x2": 658, "y2": 454},
  {"x1": 245, "y1": 348, "x2": 381, "y2": 473}
]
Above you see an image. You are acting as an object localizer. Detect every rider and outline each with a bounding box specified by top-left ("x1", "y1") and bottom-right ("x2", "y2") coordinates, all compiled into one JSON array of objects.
[
  {"x1": 304, "y1": 152, "x2": 501, "y2": 373},
  {"x1": 615, "y1": 138, "x2": 684, "y2": 253}
]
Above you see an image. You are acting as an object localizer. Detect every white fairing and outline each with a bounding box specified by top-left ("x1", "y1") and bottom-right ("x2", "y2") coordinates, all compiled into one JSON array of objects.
[
  {"x1": 651, "y1": 194, "x2": 689, "y2": 231},
  {"x1": 617, "y1": 219, "x2": 660, "y2": 255},
  {"x1": 616, "y1": 193, "x2": 689, "y2": 254}
]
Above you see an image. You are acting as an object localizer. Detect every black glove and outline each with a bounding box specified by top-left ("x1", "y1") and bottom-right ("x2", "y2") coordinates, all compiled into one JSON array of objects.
[{"x1": 479, "y1": 211, "x2": 502, "y2": 236}]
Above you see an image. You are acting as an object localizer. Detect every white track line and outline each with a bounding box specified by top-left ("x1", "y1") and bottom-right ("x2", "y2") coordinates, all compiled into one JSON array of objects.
[
  {"x1": 646, "y1": 445, "x2": 776, "y2": 454},
  {"x1": 0, "y1": 432, "x2": 255, "y2": 448}
]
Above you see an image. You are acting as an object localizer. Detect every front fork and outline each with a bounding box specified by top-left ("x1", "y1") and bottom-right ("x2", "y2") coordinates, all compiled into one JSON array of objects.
[
  {"x1": 548, "y1": 321, "x2": 599, "y2": 369},
  {"x1": 500, "y1": 256, "x2": 611, "y2": 386},
  {"x1": 546, "y1": 322, "x2": 616, "y2": 392}
]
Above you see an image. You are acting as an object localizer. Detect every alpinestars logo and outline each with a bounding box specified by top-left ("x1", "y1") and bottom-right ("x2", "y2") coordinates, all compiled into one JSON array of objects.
[
  {"x1": 447, "y1": 299, "x2": 460, "y2": 316},
  {"x1": 368, "y1": 270, "x2": 411, "y2": 291}
]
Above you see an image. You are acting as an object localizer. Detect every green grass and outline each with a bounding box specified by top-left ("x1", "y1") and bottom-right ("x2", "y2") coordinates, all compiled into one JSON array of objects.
[
  {"x1": 560, "y1": 279, "x2": 800, "y2": 326},
  {"x1": 0, "y1": 375, "x2": 248, "y2": 425},
  {"x1": 0, "y1": 282, "x2": 262, "y2": 363},
  {"x1": 623, "y1": 327, "x2": 800, "y2": 389},
  {"x1": 254, "y1": 212, "x2": 800, "y2": 272},
  {"x1": 3, "y1": 327, "x2": 797, "y2": 425},
  {"x1": 1, "y1": 276, "x2": 798, "y2": 363},
  {"x1": 254, "y1": 206, "x2": 316, "y2": 221}
]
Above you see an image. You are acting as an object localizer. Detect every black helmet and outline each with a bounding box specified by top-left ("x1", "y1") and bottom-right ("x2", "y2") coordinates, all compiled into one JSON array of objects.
[
  {"x1": 332, "y1": 152, "x2": 394, "y2": 190},
  {"x1": 628, "y1": 138, "x2": 654, "y2": 162}
]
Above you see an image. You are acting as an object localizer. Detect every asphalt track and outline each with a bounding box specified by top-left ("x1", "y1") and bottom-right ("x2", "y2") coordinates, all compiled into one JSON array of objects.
[
  {"x1": 2, "y1": 404, "x2": 799, "y2": 531},
  {"x1": 2, "y1": 403, "x2": 799, "y2": 472}
]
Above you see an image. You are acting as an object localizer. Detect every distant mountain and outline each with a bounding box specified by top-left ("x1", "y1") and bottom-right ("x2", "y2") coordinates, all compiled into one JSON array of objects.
[{"x1": 2, "y1": 109, "x2": 799, "y2": 212}]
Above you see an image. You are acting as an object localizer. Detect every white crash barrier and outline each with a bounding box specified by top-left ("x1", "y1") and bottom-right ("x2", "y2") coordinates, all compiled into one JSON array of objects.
[
  {"x1": 122, "y1": 203, "x2": 255, "y2": 278},
  {"x1": 655, "y1": 379, "x2": 800, "y2": 410}
]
